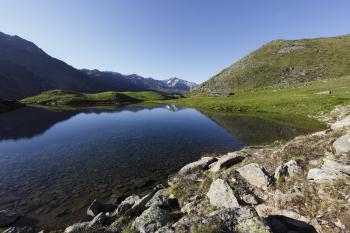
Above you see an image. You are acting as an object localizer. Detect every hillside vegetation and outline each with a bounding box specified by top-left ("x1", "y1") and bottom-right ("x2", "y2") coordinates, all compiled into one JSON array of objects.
[
  {"x1": 21, "y1": 90, "x2": 172, "y2": 107},
  {"x1": 196, "y1": 34, "x2": 350, "y2": 94},
  {"x1": 159, "y1": 76, "x2": 350, "y2": 118}
]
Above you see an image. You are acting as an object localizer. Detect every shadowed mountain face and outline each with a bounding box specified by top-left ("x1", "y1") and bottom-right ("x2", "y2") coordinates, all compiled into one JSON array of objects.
[
  {"x1": 81, "y1": 69, "x2": 198, "y2": 94},
  {"x1": 0, "y1": 32, "x2": 197, "y2": 100}
]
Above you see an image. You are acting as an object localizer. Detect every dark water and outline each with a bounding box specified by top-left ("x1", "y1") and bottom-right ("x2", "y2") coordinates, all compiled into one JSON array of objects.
[{"x1": 0, "y1": 105, "x2": 317, "y2": 230}]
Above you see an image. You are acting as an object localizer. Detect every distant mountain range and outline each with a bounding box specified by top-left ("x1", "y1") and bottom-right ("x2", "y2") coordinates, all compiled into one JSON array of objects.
[
  {"x1": 81, "y1": 69, "x2": 198, "y2": 94},
  {"x1": 0, "y1": 32, "x2": 197, "y2": 100},
  {"x1": 195, "y1": 34, "x2": 350, "y2": 94}
]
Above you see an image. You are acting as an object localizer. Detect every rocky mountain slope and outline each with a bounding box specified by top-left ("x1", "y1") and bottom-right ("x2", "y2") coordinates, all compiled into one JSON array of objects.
[
  {"x1": 0, "y1": 32, "x2": 196, "y2": 100},
  {"x1": 2, "y1": 105, "x2": 350, "y2": 233},
  {"x1": 195, "y1": 34, "x2": 350, "y2": 94},
  {"x1": 81, "y1": 69, "x2": 198, "y2": 94}
]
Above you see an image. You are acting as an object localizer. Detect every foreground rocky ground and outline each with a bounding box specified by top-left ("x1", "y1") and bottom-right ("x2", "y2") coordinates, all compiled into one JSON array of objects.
[{"x1": 1, "y1": 106, "x2": 350, "y2": 233}]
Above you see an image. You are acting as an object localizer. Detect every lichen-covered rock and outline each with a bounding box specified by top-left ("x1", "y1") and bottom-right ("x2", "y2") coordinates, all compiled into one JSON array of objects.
[
  {"x1": 307, "y1": 168, "x2": 347, "y2": 182},
  {"x1": 274, "y1": 160, "x2": 302, "y2": 179},
  {"x1": 132, "y1": 205, "x2": 173, "y2": 233},
  {"x1": 322, "y1": 158, "x2": 350, "y2": 175},
  {"x1": 206, "y1": 179, "x2": 240, "y2": 208},
  {"x1": 237, "y1": 163, "x2": 272, "y2": 189},
  {"x1": 331, "y1": 115, "x2": 350, "y2": 130},
  {"x1": 115, "y1": 194, "x2": 140, "y2": 215},
  {"x1": 0, "y1": 209, "x2": 19, "y2": 227},
  {"x1": 333, "y1": 133, "x2": 350, "y2": 154},
  {"x1": 87, "y1": 199, "x2": 104, "y2": 217},
  {"x1": 64, "y1": 222, "x2": 89, "y2": 233},
  {"x1": 178, "y1": 157, "x2": 217, "y2": 175},
  {"x1": 88, "y1": 212, "x2": 107, "y2": 228},
  {"x1": 209, "y1": 151, "x2": 245, "y2": 172},
  {"x1": 173, "y1": 206, "x2": 271, "y2": 233},
  {"x1": 155, "y1": 226, "x2": 175, "y2": 233}
]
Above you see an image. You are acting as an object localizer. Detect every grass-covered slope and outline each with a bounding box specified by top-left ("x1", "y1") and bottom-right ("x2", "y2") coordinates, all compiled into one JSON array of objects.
[
  {"x1": 160, "y1": 76, "x2": 350, "y2": 117},
  {"x1": 196, "y1": 34, "x2": 350, "y2": 94},
  {"x1": 21, "y1": 90, "x2": 171, "y2": 107},
  {"x1": 0, "y1": 99, "x2": 23, "y2": 113}
]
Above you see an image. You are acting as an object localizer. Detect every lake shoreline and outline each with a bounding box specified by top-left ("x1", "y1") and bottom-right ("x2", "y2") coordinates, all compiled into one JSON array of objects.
[{"x1": 2, "y1": 105, "x2": 350, "y2": 232}]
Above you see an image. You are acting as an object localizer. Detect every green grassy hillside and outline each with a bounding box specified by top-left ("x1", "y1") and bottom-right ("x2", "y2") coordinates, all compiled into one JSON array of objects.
[
  {"x1": 196, "y1": 34, "x2": 350, "y2": 94},
  {"x1": 158, "y1": 76, "x2": 350, "y2": 117},
  {"x1": 21, "y1": 90, "x2": 171, "y2": 107}
]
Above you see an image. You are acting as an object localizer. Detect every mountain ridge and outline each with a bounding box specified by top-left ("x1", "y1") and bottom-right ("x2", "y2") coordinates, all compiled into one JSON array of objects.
[{"x1": 0, "y1": 32, "x2": 197, "y2": 100}]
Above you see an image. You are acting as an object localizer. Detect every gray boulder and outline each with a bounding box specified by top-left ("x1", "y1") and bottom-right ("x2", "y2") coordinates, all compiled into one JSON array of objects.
[
  {"x1": 115, "y1": 194, "x2": 140, "y2": 215},
  {"x1": 173, "y1": 206, "x2": 271, "y2": 233},
  {"x1": 333, "y1": 133, "x2": 350, "y2": 154},
  {"x1": 307, "y1": 168, "x2": 347, "y2": 182},
  {"x1": 64, "y1": 222, "x2": 89, "y2": 233},
  {"x1": 322, "y1": 158, "x2": 350, "y2": 175},
  {"x1": 0, "y1": 209, "x2": 19, "y2": 227},
  {"x1": 87, "y1": 199, "x2": 104, "y2": 217},
  {"x1": 206, "y1": 179, "x2": 240, "y2": 208},
  {"x1": 178, "y1": 157, "x2": 217, "y2": 175},
  {"x1": 126, "y1": 185, "x2": 165, "y2": 216},
  {"x1": 237, "y1": 163, "x2": 272, "y2": 189},
  {"x1": 88, "y1": 212, "x2": 107, "y2": 228},
  {"x1": 274, "y1": 160, "x2": 302, "y2": 179},
  {"x1": 155, "y1": 226, "x2": 175, "y2": 233},
  {"x1": 132, "y1": 205, "x2": 173, "y2": 233},
  {"x1": 331, "y1": 115, "x2": 350, "y2": 130},
  {"x1": 209, "y1": 151, "x2": 245, "y2": 172}
]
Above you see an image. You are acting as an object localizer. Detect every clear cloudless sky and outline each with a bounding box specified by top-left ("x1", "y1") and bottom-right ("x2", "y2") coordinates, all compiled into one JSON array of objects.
[{"x1": 0, "y1": 0, "x2": 349, "y2": 83}]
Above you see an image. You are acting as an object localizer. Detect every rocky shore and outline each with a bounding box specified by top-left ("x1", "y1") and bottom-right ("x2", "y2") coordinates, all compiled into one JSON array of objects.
[{"x1": 2, "y1": 106, "x2": 350, "y2": 233}]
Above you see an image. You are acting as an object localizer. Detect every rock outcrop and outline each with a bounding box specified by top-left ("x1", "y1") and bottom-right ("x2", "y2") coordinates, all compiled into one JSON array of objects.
[
  {"x1": 178, "y1": 157, "x2": 217, "y2": 175},
  {"x1": 237, "y1": 163, "x2": 272, "y2": 189},
  {"x1": 206, "y1": 179, "x2": 240, "y2": 208},
  {"x1": 209, "y1": 151, "x2": 245, "y2": 172}
]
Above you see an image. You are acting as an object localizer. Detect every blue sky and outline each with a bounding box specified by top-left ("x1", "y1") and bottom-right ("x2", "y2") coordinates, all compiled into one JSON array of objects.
[{"x1": 0, "y1": 0, "x2": 349, "y2": 83}]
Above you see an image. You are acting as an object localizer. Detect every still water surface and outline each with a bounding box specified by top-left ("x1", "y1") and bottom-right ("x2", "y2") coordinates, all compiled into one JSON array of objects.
[{"x1": 0, "y1": 105, "x2": 316, "y2": 230}]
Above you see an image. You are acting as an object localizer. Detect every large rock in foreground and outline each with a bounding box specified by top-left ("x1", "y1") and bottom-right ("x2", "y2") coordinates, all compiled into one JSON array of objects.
[
  {"x1": 209, "y1": 151, "x2": 245, "y2": 172},
  {"x1": 173, "y1": 206, "x2": 271, "y2": 233},
  {"x1": 237, "y1": 163, "x2": 272, "y2": 189},
  {"x1": 0, "y1": 209, "x2": 19, "y2": 227},
  {"x1": 132, "y1": 205, "x2": 174, "y2": 233},
  {"x1": 206, "y1": 179, "x2": 240, "y2": 208},
  {"x1": 178, "y1": 157, "x2": 217, "y2": 175}
]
